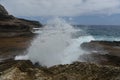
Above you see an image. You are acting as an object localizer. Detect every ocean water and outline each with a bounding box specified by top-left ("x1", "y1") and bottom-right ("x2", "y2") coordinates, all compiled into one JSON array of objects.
[
  {"x1": 75, "y1": 25, "x2": 120, "y2": 41},
  {"x1": 15, "y1": 18, "x2": 120, "y2": 67}
]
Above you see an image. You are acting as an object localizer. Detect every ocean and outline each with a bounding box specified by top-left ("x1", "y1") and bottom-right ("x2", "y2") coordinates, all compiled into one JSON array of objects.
[
  {"x1": 75, "y1": 25, "x2": 120, "y2": 41},
  {"x1": 15, "y1": 18, "x2": 120, "y2": 67}
]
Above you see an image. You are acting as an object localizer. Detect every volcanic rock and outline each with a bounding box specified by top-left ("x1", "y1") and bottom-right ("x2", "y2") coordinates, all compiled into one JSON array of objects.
[
  {"x1": 0, "y1": 4, "x2": 42, "y2": 37},
  {"x1": 1, "y1": 60, "x2": 120, "y2": 80},
  {"x1": 81, "y1": 41, "x2": 120, "y2": 66}
]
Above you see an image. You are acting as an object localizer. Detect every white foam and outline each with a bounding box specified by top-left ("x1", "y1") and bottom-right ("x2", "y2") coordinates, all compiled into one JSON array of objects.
[
  {"x1": 15, "y1": 18, "x2": 94, "y2": 67},
  {"x1": 15, "y1": 55, "x2": 29, "y2": 60}
]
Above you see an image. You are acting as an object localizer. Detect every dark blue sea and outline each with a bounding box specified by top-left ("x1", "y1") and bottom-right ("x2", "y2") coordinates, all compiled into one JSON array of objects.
[{"x1": 75, "y1": 25, "x2": 120, "y2": 41}]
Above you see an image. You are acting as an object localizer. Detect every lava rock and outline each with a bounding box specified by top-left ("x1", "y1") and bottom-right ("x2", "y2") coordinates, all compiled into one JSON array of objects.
[
  {"x1": 0, "y1": 4, "x2": 42, "y2": 37},
  {"x1": 81, "y1": 41, "x2": 120, "y2": 66},
  {"x1": 1, "y1": 60, "x2": 120, "y2": 80}
]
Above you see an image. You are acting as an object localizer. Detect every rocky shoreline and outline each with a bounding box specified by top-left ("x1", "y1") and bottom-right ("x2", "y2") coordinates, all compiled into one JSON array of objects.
[
  {"x1": 1, "y1": 60, "x2": 120, "y2": 80},
  {"x1": 1, "y1": 4, "x2": 120, "y2": 80},
  {"x1": 81, "y1": 41, "x2": 120, "y2": 66},
  {"x1": 0, "y1": 4, "x2": 42, "y2": 37},
  {"x1": 0, "y1": 41, "x2": 120, "y2": 80}
]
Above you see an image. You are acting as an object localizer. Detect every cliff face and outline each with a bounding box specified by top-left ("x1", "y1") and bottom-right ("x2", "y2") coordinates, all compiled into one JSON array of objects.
[
  {"x1": 0, "y1": 4, "x2": 42, "y2": 37},
  {"x1": 0, "y1": 4, "x2": 9, "y2": 16}
]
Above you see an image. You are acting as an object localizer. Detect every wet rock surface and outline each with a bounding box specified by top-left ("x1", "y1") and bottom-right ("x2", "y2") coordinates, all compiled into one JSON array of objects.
[
  {"x1": 0, "y1": 35, "x2": 36, "y2": 59},
  {"x1": 81, "y1": 41, "x2": 120, "y2": 66}
]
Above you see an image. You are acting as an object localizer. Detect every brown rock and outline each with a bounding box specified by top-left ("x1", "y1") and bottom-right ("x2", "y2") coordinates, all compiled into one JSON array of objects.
[
  {"x1": 0, "y1": 4, "x2": 42, "y2": 37},
  {"x1": 1, "y1": 60, "x2": 120, "y2": 80},
  {"x1": 81, "y1": 41, "x2": 120, "y2": 66}
]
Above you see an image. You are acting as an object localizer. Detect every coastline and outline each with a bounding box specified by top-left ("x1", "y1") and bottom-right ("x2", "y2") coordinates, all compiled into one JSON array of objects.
[{"x1": 0, "y1": 4, "x2": 120, "y2": 80}]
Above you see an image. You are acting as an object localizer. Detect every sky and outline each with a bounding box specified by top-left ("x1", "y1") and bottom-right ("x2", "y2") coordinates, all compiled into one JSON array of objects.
[{"x1": 1, "y1": 0, "x2": 120, "y2": 25}]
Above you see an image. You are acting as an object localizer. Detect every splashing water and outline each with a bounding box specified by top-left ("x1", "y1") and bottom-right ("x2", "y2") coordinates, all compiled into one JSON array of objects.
[{"x1": 15, "y1": 18, "x2": 94, "y2": 67}]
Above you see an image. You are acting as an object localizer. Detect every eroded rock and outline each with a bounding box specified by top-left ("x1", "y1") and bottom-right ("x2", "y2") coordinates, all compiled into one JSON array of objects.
[
  {"x1": 1, "y1": 60, "x2": 120, "y2": 80},
  {"x1": 81, "y1": 41, "x2": 120, "y2": 66},
  {"x1": 0, "y1": 4, "x2": 42, "y2": 37}
]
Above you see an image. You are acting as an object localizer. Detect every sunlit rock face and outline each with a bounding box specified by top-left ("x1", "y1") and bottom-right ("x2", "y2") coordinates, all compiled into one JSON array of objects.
[
  {"x1": 0, "y1": 4, "x2": 42, "y2": 37},
  {"x1": 1, "y1": 60, "x2": 120, "y2": 80}
]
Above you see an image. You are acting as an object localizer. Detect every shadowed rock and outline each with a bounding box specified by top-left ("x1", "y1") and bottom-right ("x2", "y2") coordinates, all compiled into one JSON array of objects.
[{"x1": 0, "y1": 4, "x2": 9, "y2": 17}]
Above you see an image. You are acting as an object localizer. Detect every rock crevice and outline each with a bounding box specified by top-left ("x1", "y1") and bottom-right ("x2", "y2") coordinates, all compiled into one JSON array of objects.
[{"x1": 1, "y1": 60, "x2": 120, "y2": 80}]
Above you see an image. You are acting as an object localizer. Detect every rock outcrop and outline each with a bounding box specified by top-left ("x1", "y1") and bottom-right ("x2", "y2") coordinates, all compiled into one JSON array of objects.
[
  {"x1": 1, "y1": 60, "x2": 120, "y2": 80},
  {"x1": 0, "y1": 35, "x2": 36, "y2": 59},
  {"x1": 1, "y1": 4, "x2": 120, "y2": 80},
  {"x1": 81, "y1": 41, "x2": 120, "y2": 66},
  {"x1": 0, "y1": 4, "x2": 10, "y2": 18},
  {"x1": 0, "y1": 4, "x2": 42, "y2": 37}
]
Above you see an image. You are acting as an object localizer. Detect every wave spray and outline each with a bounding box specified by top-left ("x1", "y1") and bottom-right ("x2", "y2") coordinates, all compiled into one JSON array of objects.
[{"x1": 15, "y1": 18, "x2": 94, "y2": 67}]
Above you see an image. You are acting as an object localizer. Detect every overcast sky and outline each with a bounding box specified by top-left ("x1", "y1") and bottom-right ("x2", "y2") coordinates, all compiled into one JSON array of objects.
[{"x1": 1, "y1": 0, "x2": 120, "y2": 25}]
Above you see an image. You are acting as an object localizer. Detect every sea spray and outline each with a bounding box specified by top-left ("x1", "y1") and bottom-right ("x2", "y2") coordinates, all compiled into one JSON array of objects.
[{"x1": 15, "y1": 18, "x2": 94, "y2": 67}]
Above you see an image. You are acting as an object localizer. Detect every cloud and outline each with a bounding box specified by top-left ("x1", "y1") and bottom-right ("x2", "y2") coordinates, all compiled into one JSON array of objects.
[{"x1": 0, "y1": 0, "x2": 120, "y2": 16}]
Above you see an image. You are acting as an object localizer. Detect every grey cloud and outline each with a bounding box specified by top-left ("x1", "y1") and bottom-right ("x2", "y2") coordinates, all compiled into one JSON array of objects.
[{"x1": 0, "y1": 0, "x2": 120, "y2": 16}]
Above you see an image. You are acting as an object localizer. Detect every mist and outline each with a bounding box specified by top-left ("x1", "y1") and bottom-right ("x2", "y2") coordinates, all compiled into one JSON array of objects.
[{"x1": 15, "y1": 18, "x2": 95, "y2": 67}]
